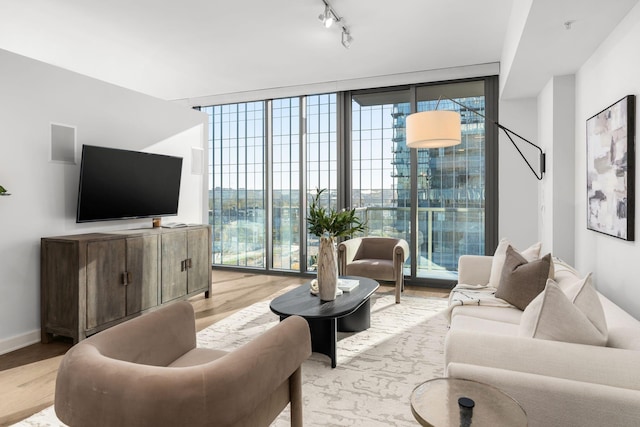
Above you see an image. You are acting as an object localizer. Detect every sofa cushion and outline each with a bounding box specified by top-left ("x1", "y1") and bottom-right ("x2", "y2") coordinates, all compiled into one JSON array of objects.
[
  {"x1": 169, "y1": 348, "x2": 228, "y2": 367},
  {"x1": 519, "y1": 279, "x2": 608, "y2": 346},
  {"x1": 488, "y1": 239, "x2": 542, "y2": 288},
  {"x1": 450, "y1": 314, "x2": 520, "y2": 336},
  {"x1": 601, "y1": 294, "x2": 640, "y2": 350},
  {"x1": 495, "y1": 246, "x2": 552, "y2": 310},
  {"x1": 451, "y1": 304, "x2": 523, "y2": 325}
]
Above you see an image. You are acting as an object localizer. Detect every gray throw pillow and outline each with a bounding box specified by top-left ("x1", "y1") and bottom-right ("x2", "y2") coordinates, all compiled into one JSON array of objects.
[
  {"x1": 488, "y1": 238, "x2": 541, "y2": 288},
  {"x1": 495, "y1": 245, "x2": 552, "y2": 310}
]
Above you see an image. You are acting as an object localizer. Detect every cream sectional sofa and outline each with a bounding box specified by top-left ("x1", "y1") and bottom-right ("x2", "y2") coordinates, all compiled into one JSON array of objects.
[{"x1": 445, "y1": 254, "x2": 640, "y2": 427}]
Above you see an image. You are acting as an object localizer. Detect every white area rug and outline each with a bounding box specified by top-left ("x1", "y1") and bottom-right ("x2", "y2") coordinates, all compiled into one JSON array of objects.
[{"x1": 15, "y1": 293, "x2": 449, "y2": 427}]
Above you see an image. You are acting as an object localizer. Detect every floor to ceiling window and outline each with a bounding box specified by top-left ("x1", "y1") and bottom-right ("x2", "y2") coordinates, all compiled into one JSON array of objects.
[
  {"x1": 349, "y1": 80, "x2": 490, "y2": 281},
  {"x1": 271, "y1": 97, "x2": 301, "y2": 271},
  {"x1": 350, "y1": 89, "x2": 412, "y2": 274},
  {"x1": 204, "y1": 76, "x2": 497, "y2": 286},
  {"x1": 414, "y1": 81, "x2": 487, "y2": 279},
  {"x1": 305, "y1": 94, "x2": 338, "y2": 272},
  {"x1": 206, "y1": 101, "x2": 266, "y2": 268}
]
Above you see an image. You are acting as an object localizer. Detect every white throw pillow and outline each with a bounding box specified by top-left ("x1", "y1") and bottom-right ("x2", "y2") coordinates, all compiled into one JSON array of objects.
[
  {"x1": 488, "y1": 238, "x2": 542, "y2": 288},
  {"x1": 563, "y1": 273, "x2": 608, "y2": 337},
  {"x1": 518, "y1": 278, "x2": 608, "y2": 346}
]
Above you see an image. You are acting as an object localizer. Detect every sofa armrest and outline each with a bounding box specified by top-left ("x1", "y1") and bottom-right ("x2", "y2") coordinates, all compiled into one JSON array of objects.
[
  {"x1": 445, "y1": 329, "x2": 640, "y2": 391},
  {"x1": 447, "y1": 363, "x2": 640, "y2": 427},
  {"x1": 457, "y1": 255, "x2": 493, "y2": 285}
]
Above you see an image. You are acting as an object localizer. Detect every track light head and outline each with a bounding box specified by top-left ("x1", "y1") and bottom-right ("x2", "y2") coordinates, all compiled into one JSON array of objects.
[
  {"x1": 341, "y1": 29, "x2": 352, "y2": 49},
  {"x1": 319, "y1": 5, "x2": 334, "y2": 28},
  {"x1": 317, "y1": 1, "x2": 352, "y2": 49}
]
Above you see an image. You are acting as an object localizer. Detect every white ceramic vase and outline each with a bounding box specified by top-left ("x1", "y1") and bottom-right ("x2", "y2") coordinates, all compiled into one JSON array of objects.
[{"x1": 317, "y1": 236, "x2": 338, "y2": 301}]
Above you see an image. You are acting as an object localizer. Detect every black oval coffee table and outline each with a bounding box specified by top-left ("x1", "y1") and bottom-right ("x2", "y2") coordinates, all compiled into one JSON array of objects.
[{"x1": 270, "y1": 276, "x2": 379, "y2": 368}]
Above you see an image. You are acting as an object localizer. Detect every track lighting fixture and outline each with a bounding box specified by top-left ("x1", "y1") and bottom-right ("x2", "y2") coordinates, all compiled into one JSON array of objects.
[
  {"x1": 341, "y1": 28, "x2": 352, "y2": 49},
  {"x1": 318, "y1": 0, "x2": 352, "y2": 49},
  {"x1": 319, "y1": 5, "x2": 335, "y2": 28}
]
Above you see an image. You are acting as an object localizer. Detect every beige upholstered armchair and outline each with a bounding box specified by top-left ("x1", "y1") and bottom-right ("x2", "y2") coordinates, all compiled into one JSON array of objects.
[
  {"x1": 55, "y1": 301, "x2": 312, "y2": 427},
  {"x1": 338, "y1": 237, "x2": 410, "y2": 303}
]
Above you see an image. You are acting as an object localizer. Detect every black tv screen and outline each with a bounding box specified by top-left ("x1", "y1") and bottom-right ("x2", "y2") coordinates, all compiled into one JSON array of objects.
[{"x1": 76, "y1": 145, "x2": 183, "y2": 223}]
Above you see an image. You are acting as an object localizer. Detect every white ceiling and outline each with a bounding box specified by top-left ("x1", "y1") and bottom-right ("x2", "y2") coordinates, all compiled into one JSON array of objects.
[{"x1": 0, "y1": 0, "x2": 637, "y2": 102}]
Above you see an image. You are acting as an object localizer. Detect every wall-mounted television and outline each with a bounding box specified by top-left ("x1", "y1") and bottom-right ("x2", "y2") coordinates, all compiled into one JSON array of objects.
[{"x1": 76, "y1": 145, "x2": 183, "y2": 223}]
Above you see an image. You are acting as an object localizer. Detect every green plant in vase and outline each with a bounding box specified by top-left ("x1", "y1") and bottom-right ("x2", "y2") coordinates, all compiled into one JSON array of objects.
[{"x1": 307, "y1": 188, "x2": 365, "y2": 300}]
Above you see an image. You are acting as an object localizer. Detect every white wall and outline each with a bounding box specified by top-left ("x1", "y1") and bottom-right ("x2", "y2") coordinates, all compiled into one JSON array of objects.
[
  {"x1": 553, "y1": 76, "x2": 577, "y2": 264},
  {"x1": 0, "y1": 49, "x2": 208, "y2": 354},
  {"x1": 498, "y1": 97, "x2": 540, "y2": 248},
  {"x1": 575, "y1": 2, "x2": 640, "y2": 318},
  {"x1": 538, "y1": 75, "x2": 576, "y2": 263},
  {"x1": 499, "y1": 0, "x2": 533, "y2": 97}
]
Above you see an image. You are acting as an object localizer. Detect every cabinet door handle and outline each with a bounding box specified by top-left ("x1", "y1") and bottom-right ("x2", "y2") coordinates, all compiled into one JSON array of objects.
[
  {"x1": 187, "y1": 258, "x2": 193, "y2": 269},
  {"x1": 122, "y1": 272, "x2": 128, "y2": 286},
  {"x1": 181, "y1": 260, "x2": 185, "y2": 272}
]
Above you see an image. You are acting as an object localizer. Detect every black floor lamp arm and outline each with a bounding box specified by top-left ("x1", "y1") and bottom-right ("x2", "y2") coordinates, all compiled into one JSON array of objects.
[
  {"x1": 497, "y1": 124, "x2": 546, "y2": 181},
  {"x1": 438, "y1": 96, "x2": 545, "y2": 180}
]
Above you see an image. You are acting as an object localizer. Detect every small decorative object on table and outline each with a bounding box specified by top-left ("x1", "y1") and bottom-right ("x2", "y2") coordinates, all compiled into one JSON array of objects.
[
  {"x1": 317, "y1": 234, "x2": 339, "y2": 300},
  {"x1": 307, "y1": 188, "x2": 365, "y2": 301},
  {"x1": 0, "y1": 185, "x2": 10, "y2": 196},
  {"x1": 410, "y1": 378, "x2": 526, "y2": 426},
  {"x1": 338, "y1": 278, "x2": 360, "y2": 292},
  {"x1": 309, "y1": 279, "x2": 342, "y2": 297},
  {"x1": 458, "y1": 397, "x2": 475, "y2": 427}
]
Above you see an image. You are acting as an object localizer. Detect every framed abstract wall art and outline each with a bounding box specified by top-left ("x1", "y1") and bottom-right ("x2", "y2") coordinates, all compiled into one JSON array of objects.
[{"x1": 586, "y1": 95, "x2": 635, "y2": 241}]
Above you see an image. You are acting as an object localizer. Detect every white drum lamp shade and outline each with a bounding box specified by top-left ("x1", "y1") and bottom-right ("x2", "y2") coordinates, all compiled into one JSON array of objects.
[{"x1": 406, "y1": 110, "x2": 462, "y2": 149}]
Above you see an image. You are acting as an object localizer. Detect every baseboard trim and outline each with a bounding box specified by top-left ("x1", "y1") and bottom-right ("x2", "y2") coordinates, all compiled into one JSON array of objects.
[{"x1": 0, "y1": 330, "x2": 40, "y2": 356}]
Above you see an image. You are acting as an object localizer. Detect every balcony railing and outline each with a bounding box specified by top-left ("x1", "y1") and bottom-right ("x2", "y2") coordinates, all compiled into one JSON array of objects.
[
  {"x1": 211, "y1": 206, "x2": 484, "y2": 280},
  {"x1": 354, "y1": 206, "x2": 484, "y2": 278}
]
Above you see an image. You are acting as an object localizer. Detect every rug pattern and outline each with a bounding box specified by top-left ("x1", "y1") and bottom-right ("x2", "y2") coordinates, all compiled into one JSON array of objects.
[{"x1": 15, "y1": 293, "x2": 449, "y2": 427}]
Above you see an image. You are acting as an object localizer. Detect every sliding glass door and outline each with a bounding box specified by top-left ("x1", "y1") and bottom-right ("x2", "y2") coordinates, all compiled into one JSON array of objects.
[
  {"x1": 349, "y1": 79, "x2": 494, "y2": 282},
  {"x1": 350, "y1": 89, "x2": 411, "y2": 275},
  {"x1": 414, "y1": 81, "x2": 487, "y2": 279}
]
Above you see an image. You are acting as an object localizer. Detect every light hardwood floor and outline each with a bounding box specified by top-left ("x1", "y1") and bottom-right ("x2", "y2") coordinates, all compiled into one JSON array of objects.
[{"x1": 0, "y1": 270, "x2": 449, "y2": 426}]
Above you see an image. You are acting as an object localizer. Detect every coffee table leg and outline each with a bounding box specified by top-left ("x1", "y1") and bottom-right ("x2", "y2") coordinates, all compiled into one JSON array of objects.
[
  {"x1": 306, "y1": 317, "x2": 337, "y2": 368},
  {"x1": 338, "y1": 298, "x2": 371, "y2": 332}
]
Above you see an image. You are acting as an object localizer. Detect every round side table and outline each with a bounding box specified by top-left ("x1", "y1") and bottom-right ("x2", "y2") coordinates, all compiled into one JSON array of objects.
[{"x1": 410, "y1": 378, "x2": 527, "y2": 427}]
